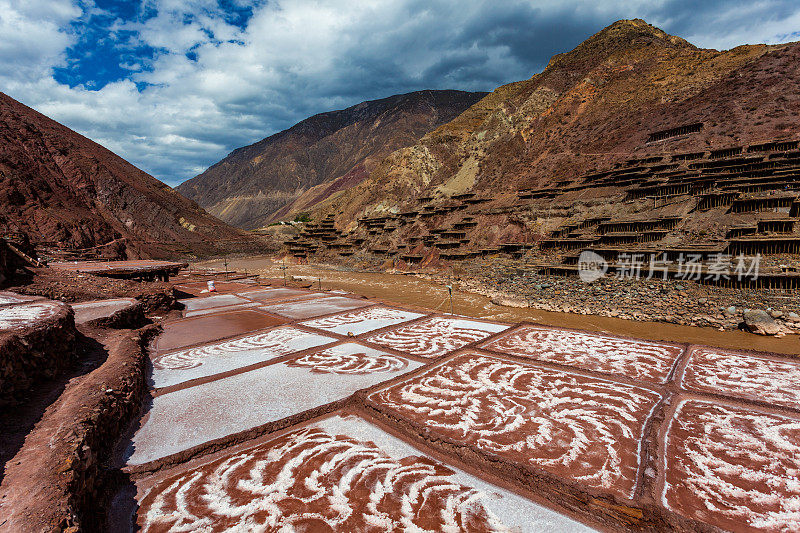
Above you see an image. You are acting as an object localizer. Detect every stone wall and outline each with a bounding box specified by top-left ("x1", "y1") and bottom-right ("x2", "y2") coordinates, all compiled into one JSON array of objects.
[
  {"x1": 67, "y1": 325, "x2": 159, "y2": 530},
  {"x1": 0, "y1": 324, "x2": 160, "y2": 531},
  {"x1": 0, "y1": 300, "x2": 77, "y2": 406}
]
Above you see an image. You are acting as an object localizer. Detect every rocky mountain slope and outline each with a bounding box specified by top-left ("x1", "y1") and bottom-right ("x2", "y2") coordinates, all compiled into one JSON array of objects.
[
  {"x1": 0, "y1": 92, "x2": 259, "y2": 259},
  {"x1": 282, "y1": 19, "x2": 800, "y2": 280},
  {"x1": 177, "y1": 90, "x2": 487, "y2": 229},
  {"x1": 310, "y1": 19, "x2": 795, "y2": 224}
]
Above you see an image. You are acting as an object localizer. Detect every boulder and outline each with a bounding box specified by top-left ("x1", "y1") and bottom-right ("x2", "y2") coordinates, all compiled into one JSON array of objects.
[{"x1": 741, "y1": 309, "x2": 782, "y2": 336}]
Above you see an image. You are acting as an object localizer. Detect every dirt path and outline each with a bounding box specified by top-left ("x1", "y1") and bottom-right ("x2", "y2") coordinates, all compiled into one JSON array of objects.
[
  {"x1": 0, "y1": 333, "x2": 106, "y2": 486},
  {"x1": 0, "y1": 326, "x2": 151, "y2": 531}
]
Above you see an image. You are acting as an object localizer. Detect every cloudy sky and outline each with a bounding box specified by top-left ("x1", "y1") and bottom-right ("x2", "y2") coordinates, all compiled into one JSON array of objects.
[{"x1": 2, "y1": 0, "x2": 799, "y2": 186}]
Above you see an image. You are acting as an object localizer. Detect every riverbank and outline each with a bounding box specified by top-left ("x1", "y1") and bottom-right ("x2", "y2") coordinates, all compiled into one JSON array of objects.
[
  {"x1": 192, "y1": 255, "x2": 799, "y2": 354},
  {"x1": 457, "y1": 258, "x2": 800, "y2": 335}
]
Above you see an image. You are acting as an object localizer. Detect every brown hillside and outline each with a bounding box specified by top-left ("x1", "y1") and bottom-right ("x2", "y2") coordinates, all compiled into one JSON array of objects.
[
  {"x1": 313, "y1": 20, "x2": 788, "y2": 222},
  {"x1": 176, "y1": 90, "x2": 487, "y2": 229},
  {"x1": 286, "y1": 20, "x2": 799, "y2": 271},
  {"x1": 0, "y1": 92, "x2": 259, "y2": 259}
]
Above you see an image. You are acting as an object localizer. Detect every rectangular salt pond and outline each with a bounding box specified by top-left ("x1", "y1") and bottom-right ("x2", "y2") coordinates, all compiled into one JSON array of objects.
[
  {"x1": 284, "y1": 342, "x2": 415, "y2": 374},
  {"x1": 365, "y1": 315, "x2": 510, "y2": 358},
  {"x1": 259, "y1": 296, "x2": 370, "y2": 319},
  {"x1": 124, "y1": 353, "x2": 423, "y2": 466},
  {"x1": 236, "y1": 287, "x2": 313, "y2": 302},
  {"x1": 152, "y1": 310, "x2": 288, "y2": 353},
  {"x1": 0, "y1": 292, "x2": 40, "y2": 306},
  {"x1": 368, "y1": 352, "x2": 662, "y2": 501},
  {"x1": 178, "y1": 294, "x2": 249, "y2": 312},
  {"x1": 129, "y1": 413, "x2": 596, "y2": 532},
  {"x1": 314, "y1": 415, "x2": 598, "y2": 532},
  {"x1": 174, "y1": 281, "x2": 255, "y2": 296},
  {"x1": 481, "y1": 325, "x2": 685, "y2": 385},
  {"x1": 300, "y1": 306, "x2": 425, "y2": 336},
  {"x1": 0, "y1": 302, "x2": 61, "y2": 331},
  {"x1": 661, "y1": 398, "x2": 800, "y2": 532},
  {"x1": 182, "y1": 301, "x2": 262, "y2": 318},
  {"x1": 71, "y1": 298, "x2": 137, "y2": 325},
  {"x1": 678, "y1": 346, "x2": 800, "y2": 410},
  {"x1": 149, "y1": 326, "x2": 338, "y2": 388}
]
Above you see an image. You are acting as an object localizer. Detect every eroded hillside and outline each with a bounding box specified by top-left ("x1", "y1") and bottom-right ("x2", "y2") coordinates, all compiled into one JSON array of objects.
[
  {"x1": 0, "y1": 92, "x2": 259, "y2": 260},
  {"x1": 285, "y1": 20, "x2": 799, "y2": 279},
  {"x1": 177, "y1": 90, "x2": 487, "y2": 229}
]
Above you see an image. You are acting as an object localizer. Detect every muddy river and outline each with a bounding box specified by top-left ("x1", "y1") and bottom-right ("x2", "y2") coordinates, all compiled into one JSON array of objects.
[{"x1": 194, "y1": 256, "x2": 798, "y2": 355}]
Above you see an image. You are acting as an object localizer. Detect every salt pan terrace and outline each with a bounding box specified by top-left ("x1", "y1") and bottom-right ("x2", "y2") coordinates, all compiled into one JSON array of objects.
[
  {"x1": 110, "y1": 281, "x2": 800, "y2": 532},
  {"x1": 70, "y1": 297, "x2": 138, "y2": 325},
  {"x1": 0, "y1": 292, "x2": 75, "y2": 406},
  {"x1": 49, "y1": 259, "x2": 187, "y2": 281},
  {"x1": 0, "y1": 290, "x2": 66, "y2": 332}
]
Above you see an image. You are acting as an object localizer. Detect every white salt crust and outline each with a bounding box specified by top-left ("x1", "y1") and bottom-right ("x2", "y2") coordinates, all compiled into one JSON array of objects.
[
  {"x1": 300, "y1": 306, "x2": 425, "y2": 336},
  {"x1": 370, "y1": 353, "x2": 662, "y2": 499},
  {"x1": 0, "y1": 293, "x2": 35, "y2": 305},
  {"x1": 235, "y1": 287, "x2": 310, "y2": 301},
  {"x1": 0, "y1": 302, "x2": 60, "y2": 330},
  {"x1": 482, "y1": 326, "x2": 683, "y2": 384},
  {"x1": 138, "y1": 414, "x2": 596, "y2": 532},
  {"x1": 150, "y1": 326, "x2": 337, "y2": 388},
  {"x1": 259, "y1": 296, "x2": 370, "y2": 319},
  {"x1": 125, "y1": 355, "x2": 423, "y2": 465},
  {"x1": 182, "y1": 301, "x2": 262, "y2": 317},
  {"x1": 662, "y1": 399, "x2": 800, "y2": 531},
  {"x1": 70, "y1": 298, "x2": 137, "y2": 324},
  {"x1": 680, "y1": 347, "x2": 800, "y2": 409},
  {"x1": 179, "y1": 294, "x2": 249, "y2": 313},
  {"x1": 366, "y1": 316, "x2": 509, "y2": 358},
  {"x1": 287, "y1": 342, "x2": 409, "y2": 374}
]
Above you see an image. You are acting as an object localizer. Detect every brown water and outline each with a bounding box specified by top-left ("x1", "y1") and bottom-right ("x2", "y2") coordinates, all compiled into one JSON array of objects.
[{"x1": 194, "y1": 256, "x2": 799, "y2": 355}]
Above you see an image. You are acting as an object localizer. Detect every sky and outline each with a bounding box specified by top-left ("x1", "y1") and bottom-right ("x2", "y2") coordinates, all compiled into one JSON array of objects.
[{"x1": 2, "y1": 1, "x2": 800, "y2": 186}]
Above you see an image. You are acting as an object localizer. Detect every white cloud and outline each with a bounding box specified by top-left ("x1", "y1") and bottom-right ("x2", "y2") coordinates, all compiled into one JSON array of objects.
[
  {"x1": 0, "y1": 0, "x2": 80, "y2": 77},
  {"x1": 1, "y1": 0, "x2": 799, "y2": 186}
]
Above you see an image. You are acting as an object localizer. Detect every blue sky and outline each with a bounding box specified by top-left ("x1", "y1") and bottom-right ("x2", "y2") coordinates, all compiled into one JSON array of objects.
[{"x1": 2, "y1": 0, "x2": 800, "y2": 186}]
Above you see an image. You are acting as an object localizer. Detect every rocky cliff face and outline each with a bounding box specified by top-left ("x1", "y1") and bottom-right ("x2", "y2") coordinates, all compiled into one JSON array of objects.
[
  {"x1": 308, "y1": 19, "x2": 795, "y2": 224},
  {"x1": 176, "y1": 90, "x2": 488, "y2": 229},
  {"x1": 0, "y1": 92, "x2": 258, "y2": 259}
]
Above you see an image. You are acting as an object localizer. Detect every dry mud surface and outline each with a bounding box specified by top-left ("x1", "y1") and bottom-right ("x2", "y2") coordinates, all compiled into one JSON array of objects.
[{"x1": 109, "y1": 279, "x2": 800, "y2": 532}]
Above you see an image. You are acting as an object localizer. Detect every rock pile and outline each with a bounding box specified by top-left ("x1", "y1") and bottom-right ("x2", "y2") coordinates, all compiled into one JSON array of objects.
[{"x1": 459, "y1": 260, "x2": 798, "y2": 336}]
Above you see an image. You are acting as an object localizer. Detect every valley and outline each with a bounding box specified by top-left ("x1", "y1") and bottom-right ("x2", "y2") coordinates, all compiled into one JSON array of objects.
[{"x1": 1, "y1": 14, "x2": 799, "y2": 533}]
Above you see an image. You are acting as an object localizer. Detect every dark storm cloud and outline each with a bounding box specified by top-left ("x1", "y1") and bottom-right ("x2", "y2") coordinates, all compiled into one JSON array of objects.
[{"x1": 1, "y1": 0, "x2": 799, "y2": 185}]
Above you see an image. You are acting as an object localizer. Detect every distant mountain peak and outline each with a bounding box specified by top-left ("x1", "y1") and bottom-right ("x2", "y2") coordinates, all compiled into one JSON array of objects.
[
  {"x1": 299, "y1": 20, "x2": 798, "y2": 230},
  {"x1": 177, "y1": 89, "x2": 488, "y2": 229},
  {"x1": 545, "y1": 19, "x2": 695, "y2": 73}
]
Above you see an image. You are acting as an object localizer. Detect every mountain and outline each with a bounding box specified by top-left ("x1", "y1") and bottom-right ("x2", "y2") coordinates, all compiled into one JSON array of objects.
[
  {"x1": 275, "y1": 19, "x2": 800, "y2": 268},
  {"x1": 176, "y1": 90, "x2": 488, "y2": 229},
  {"x1": 0, "y1": 92, "x2": 259, "y2": 259},
  {"x1": 305, "y1": 19, "x2": 797, "y2": 225}
]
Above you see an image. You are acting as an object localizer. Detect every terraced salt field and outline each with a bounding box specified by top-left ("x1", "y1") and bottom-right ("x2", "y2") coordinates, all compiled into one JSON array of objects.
[
  {"x1": 0, "y1": 301, "x2": 62, "y2": 331},
  {"x1": 110, "y1": 284, "x2": 800, "y2": 532}
]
